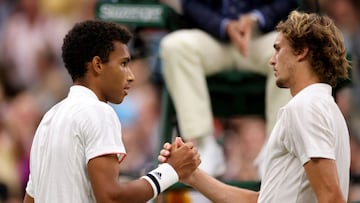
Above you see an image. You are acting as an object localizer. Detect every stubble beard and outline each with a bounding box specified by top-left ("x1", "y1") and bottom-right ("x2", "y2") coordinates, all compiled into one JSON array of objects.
[{"x1": 275, "y1": 78, "x2": 288, "y2": 89}]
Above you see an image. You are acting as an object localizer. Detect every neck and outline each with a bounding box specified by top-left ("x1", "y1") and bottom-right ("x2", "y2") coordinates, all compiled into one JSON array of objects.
[
  {"x1": 289, "y1": 64, "x2": 320, "y2": 96},
  {"x1": 290, "y1": 80, "x2": 318, "y2": 96}
]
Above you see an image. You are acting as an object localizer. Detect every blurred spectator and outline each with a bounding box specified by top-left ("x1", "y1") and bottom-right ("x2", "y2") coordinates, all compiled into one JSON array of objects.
[
  {"x1": 29, "y1": 45, "x2": 71, "y2": 113},
  {"x1": 0, "y1": 64, "x2": 40, "y2": 202},
  {"x1": 1, "y1": 0, "x2": 70, "y2": 90},
  {"x1": 0, "y1": 0, "x2": 17, "y2": 27},
  {"x1": 0, "y1": 0, "x2": 94, "y2": 201},
  {"x1": 40, "y1": 0, "x2": 97, "y2": 22},
  {"x1": 0, "y1": 0, "x2": 18, "y2": 50},
  {"x1": 222, "y1": 116, "x2": 266, "y2": 181},
  {"x1": 0, "y1": 34, "x2": 71, "y2": 203},
  {"x1": 0, "y1": 182, "x2": 8, "y2": 202}
]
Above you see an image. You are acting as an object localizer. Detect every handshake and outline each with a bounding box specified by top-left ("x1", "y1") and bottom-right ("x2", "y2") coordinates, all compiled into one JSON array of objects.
[
  {"x1": 141, "y1": 137, "x2": 202, "y2": 199},
  {"x1": 158, "y1": 137, "x2": 201, "y2": 182}
]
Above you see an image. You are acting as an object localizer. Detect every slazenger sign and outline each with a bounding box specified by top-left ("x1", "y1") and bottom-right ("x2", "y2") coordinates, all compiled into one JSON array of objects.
[{"x1": 98, "y1": 4, "x2": 164, "y2": 23}]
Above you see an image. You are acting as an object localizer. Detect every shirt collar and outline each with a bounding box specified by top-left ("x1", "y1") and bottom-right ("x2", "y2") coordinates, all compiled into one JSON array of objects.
[
  {"x1": 68, "y1": 85, "x2": 99, "y2": 101},
  {"x1": 294, "y1": 83, "x2": 332, "y2": 99},
  {"x1": 301, "y1": 83, "x2": 331, "y2": 94}
]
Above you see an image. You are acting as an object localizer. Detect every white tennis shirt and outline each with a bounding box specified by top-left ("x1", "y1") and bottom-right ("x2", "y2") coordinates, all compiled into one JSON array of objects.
[
  {"x1": 259, "y1": 83, "x2": 350, "y2": 202},
  {"x1": 26, "y1": 85, "x2": 126, "y2": 202}
]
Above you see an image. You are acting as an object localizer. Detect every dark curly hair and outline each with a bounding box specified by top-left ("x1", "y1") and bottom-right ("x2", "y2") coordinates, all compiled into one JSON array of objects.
[
  {"x1": 276, "y1": 10, "x2": 349, "y2": 87},
  {"x1": 61, "y1": 20, "x2": 132, "y2": 81}
]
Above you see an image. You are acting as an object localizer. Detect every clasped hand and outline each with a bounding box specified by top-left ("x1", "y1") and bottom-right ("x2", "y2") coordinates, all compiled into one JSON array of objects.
[
  {"x1": 226, "y1": 14, "x2": 257, "y2": 57},
  {"x1": 159, "y1": 137, "x2": 201, "y2": 183}
]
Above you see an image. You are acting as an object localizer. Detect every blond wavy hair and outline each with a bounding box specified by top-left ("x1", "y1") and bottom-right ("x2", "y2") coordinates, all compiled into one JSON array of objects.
[{"x1": 276, "y1": 10, "x2": 349, "y2": 87}]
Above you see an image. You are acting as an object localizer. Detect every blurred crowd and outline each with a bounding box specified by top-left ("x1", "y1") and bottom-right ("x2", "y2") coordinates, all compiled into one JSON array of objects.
[
  {"x1": 0, "y1": 0, "x2": 360, "y2": 202},
  {"x1": 0, "y1": 0, "x2": 94, "y2": 201}
]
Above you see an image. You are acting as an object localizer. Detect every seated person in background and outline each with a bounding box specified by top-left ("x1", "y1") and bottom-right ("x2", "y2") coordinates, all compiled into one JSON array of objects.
[{"x1": 159, "y1": 0, "x2": 298, "y2": 177}]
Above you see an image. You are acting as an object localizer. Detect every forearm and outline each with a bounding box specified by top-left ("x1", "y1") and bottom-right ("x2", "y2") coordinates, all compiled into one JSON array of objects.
[
  {"x1": 188, "y1": 169, "x2": 259, "y2": 203},
  {"x1": 104, "y1": 178, "x2": 155, "y2": 203},
  {"x1": 317, "y1": 194, "x2": 346, "y2": 203},
  {"x1": 89, "y1": 155, "x2": 180, "y2": 203},
  {"x1": 93, "y1": 171, "x2": 178, "y2": 203}
]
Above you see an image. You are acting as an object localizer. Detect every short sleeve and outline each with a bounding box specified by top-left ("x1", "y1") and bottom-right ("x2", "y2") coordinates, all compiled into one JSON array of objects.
[
  {"x1": 282, "y1": 102, "x2": 335, "y2": 165},
  {"x1": 78, "y1": 103, "x2": 126, "y2": 164},
  {"x1": 25, "y1": 174, "x2": 34, "y2": 197}
]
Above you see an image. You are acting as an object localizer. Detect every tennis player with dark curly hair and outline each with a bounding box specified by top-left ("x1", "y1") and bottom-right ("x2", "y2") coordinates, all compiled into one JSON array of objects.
[{"x1": 23, "y1": 20, "x2": 200, "y2": 203}]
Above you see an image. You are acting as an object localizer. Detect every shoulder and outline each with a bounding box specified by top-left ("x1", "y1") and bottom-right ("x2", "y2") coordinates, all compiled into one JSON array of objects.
[
  {"x1": 76, "y1": 100, "x2": 116, "y2": 120},
  {"x1": 283, "y1": 91, "x2": 333, "y2": 125},
  {"x1": 55, "y1": 94, "x2": 118, "y2": 124}
]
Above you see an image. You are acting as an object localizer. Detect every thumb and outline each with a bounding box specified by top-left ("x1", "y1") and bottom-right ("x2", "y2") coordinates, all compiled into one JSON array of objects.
[{"x1": 172, "y1": 137, "x2": 184, "y2": 149}]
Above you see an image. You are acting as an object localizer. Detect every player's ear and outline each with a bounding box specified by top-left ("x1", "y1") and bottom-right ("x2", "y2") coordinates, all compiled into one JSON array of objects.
[
  {"x1": 296, "y1": 46, "x2": 309, "y2": 62},
  {"x1": 90, "y1": 56, "x2": 103, "y2": 74}
]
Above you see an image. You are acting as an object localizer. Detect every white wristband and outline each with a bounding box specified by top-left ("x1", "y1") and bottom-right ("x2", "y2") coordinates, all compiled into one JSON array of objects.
[
  {"x1": 141, "y1": 175, "x2": 158, "y2": 200},
  {"x1": 141, "y1": 163, "x2": 179, "y2": 199}
]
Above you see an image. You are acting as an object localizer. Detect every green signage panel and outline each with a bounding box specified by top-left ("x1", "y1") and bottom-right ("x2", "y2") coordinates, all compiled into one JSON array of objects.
[{"x1": 96, "y1": 2, "x2": 168, "y2": 28}]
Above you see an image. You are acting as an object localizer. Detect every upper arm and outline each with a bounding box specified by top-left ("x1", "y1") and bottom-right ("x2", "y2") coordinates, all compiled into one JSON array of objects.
[
  {"x1": 303, "y1": 158, "x2": 346, "y2": 203},
  {"x1": 87, "y1": 154, "x2": 154, "y2": 203},
  {"x1": 23, "y1": 192, "x2": 34, "y2": 203}
]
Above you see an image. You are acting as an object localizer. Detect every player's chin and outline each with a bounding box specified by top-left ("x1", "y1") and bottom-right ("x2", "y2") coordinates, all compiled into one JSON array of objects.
[
  {"x1": 110, "y1": 94, "x2": 126, "y2": 104},
  {"x1": 276, "y1": 79, "x2": 288, "y2": 89}
]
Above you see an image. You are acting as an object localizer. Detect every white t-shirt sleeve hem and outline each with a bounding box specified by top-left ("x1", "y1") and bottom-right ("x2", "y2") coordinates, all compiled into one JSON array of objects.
[
  {"x1": 87, "y1": 147, "x2": 127, "y2": 164},
  {"x1": 300, "y1": 151, "x2": 335, "y2": 165},
  {"x1": 25, "y1": 175, "x2": 34, "y2": 197}
]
